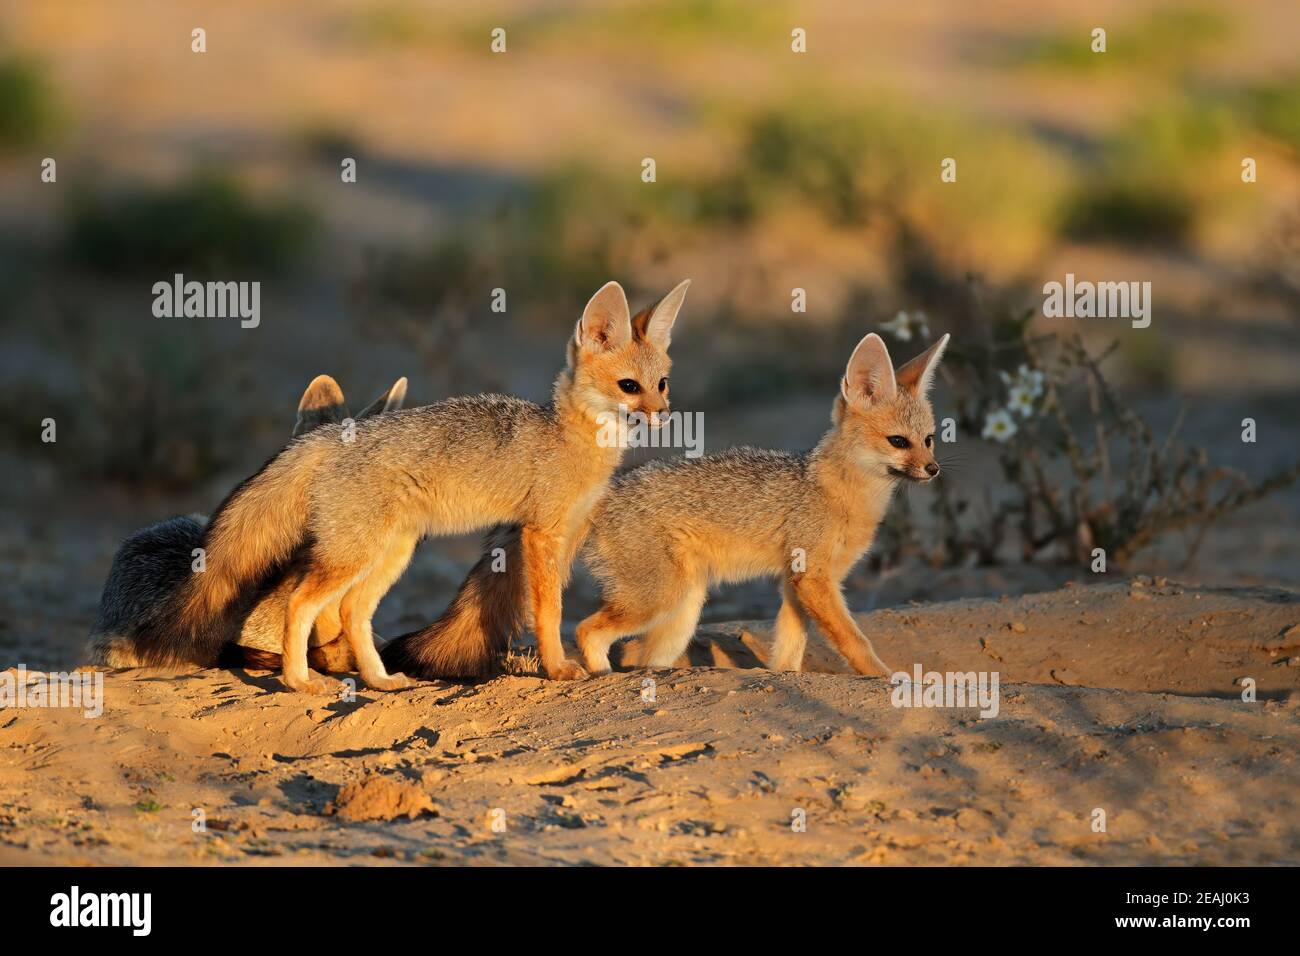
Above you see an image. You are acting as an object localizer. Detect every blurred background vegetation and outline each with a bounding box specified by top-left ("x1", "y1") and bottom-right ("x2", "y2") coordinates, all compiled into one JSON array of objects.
[{"x1": 0, "y1": 0, "x2": 1297, "y2": 639}]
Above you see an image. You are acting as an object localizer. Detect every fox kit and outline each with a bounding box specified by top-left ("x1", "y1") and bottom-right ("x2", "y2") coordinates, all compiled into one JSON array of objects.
[
  {"x1": 87, "y1": 374, "x2": 407, "y2": 672},
  {"x1": 578, "y1": 332, "x2": 948, "y2": 675},
  {"x1": 142, "y1": 280, "x2": 689, "y2": 693},
  {"x1": 381, "y1": 331, "x2": 948, "y2": 679}
]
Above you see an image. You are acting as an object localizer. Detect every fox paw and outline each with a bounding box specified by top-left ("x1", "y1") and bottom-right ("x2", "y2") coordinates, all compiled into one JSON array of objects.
[
  {"x1": 282, "y1": 671, "x2": 336, "y2": 695},
  {"x1": 582, "y1": 657, "x2": 612, "y2": 677},
  {"x1": 544, "y1": 658, "x2": 589, "y2": 681},
  {"x1": 364, "y1": 672, "x2": 414, "y2": 691}
]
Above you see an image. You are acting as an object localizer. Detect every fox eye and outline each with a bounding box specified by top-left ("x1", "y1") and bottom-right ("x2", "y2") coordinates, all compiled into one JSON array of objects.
[
  {"x1": 658, "y1": 377, "x2": 668, "y2": 392},
  {"x1": 925, "y1": 435, "x2": 934, "y2": 448},
  {"x1": 887, "y1": 435, "x2": 911, "y2": 449},
  {"x1": 617, "y1": 379, "x2": 642, "y2": 395}
]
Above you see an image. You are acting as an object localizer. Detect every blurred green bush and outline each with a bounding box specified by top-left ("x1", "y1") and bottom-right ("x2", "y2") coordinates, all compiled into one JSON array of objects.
[
  {"x1": 0, "y1": 53, "x2": 59, "y2": 148},
  {"x1": 63, "y1": 173, "x2": 315, "y2": 275},
  {"x1": 2, "y1": 329, "x2": 254, "y2": 490}
]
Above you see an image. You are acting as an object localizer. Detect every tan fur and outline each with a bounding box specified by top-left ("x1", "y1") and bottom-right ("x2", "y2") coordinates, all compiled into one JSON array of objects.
[
  {"x1": 577, "y1": 333, "x2": 950, "y2": 676},
  {"x1": 201, "y1": 280, "x2": 687, "y2": 692},
  {"x1": 384, "y1": 332, "x2": 948, "y2": 682},
  {"x1": 381, "y1": 526, "x2": 530, "y2": 679},
  {"x1": 225, "y1": 375, "x2": 411, "y2": 673},
  {"x1": 97, "y1": 375, "x2": 407, "y2": 673},
  {"x1": 379, "y1": 285, "x2": 695, "y2": 682}
]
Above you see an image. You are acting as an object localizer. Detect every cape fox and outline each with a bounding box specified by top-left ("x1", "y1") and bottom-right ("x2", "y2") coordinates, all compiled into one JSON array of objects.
[
  {"x1": 381, "y1": 331, "x2": 949, "y2": 679},
  {"x1": 87, "y1": 374, "x2": 408, "y2": 673},
  {"x1": 137, "y1": 279, "x2": 689, "y2": 693}
]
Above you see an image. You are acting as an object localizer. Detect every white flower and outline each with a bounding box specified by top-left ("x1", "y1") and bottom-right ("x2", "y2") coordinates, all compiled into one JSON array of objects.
[
  {"x1": 880, "y1": 311, "x2": 931, "y2": 343},
  {"x1": 982, "y1": 409, "x2": 1018, "y2": 443},
  {"x1": 912, "y1": 311, "x2": 931, "y2": 339},
  {"x1": 1000, "y1": 364, "x2": 1044, "y2": 398},
  {"x1": 881, "y1": 311, "x2": 913, "y2": 341},
  {"x1": 1019, "y1": 364, "x2": 1045, "y2": 398},
  {"x1": 1007, "y1": 384, "x2": 1036, "y2": 417}
]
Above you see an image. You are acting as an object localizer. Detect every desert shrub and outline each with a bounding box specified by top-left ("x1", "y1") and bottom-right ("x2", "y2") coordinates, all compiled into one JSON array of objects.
[
  {"x1": 1060, "y1": 181, "x2": 1196, "y2": 245},
  {"x1": 444, "y1": 0, "x2": 789, "y2": 53},
  {"x1": 83, "y1": 334, "x2": 253, "y2": 487},
  {"x1": 294, "y1": 122, "x2": 363, "y2": 161},
  {"x1": 2, "y1": 327, "x2": 255, "y2": 490},
  {"x1": 0, "y1": 53, "x2": 58, "y2": 148},
  {"x1": 1007, "y1": 6, "x2": 1230, "y2": 74},
  {"x1": 348, "y1": 238, "x2": 506, "y2": 395},
  {"x1": 1059, "y1": 99, "x2": 1240, "y2": 245},
  {"x1": 721, "y1": 95, "x2": 1068, "y2": 271},
  {"x1": 63, "y1": 173, "x2": 315, "y2": 275},
  {"x1": 586, "y1": 0, "x2": 790, "y2": 46},
  {"x1": 352, "y1": 88, "x2": 1072, "y2": 361},
  {"x1": 873, "y1": 288, "x2": 1300, "y2": 570},
  {"x1": 344, "y1": 2, "x2": 442, "y2": 48},
  {"x1": 353, "y1": 163, "x2": 697, "y2": 323},
  {"x1": 1248, "y1": 207, "x2": 1300, "y2": 308},
  {"x1": 1239, "y1": 75, "x2": 1300, "y2": 151},
  {"x1": 498, "y1": 167, "x2": 670, "y2": 302}
]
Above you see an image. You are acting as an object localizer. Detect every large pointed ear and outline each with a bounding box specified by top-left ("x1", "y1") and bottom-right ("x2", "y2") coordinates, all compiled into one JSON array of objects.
[
  {"x1": 841, "y1": 334, "x2": 897, "y2": 407},
  {"x1": 574, "y1": 281, "x2": 632, "y2": 355},
  {"x1": 294, "y1": 374, "x2": 349, "y2": 436},
  {"x1": 356, "y1": 376, "x2": 408, "y2": 419},
  {"x1": 894, "y1": 333, "x2": 950, "y2": 397},
  {"x1": 631, "y1": 279, "x2": 690, "y2": 350}
]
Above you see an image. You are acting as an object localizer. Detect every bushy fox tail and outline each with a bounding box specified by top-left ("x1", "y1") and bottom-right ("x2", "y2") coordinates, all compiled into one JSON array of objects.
[
  {"x1": 137, "y1": 443, "x2": 320, "y2": 668},
  {"x1": 217, "y1": 641, "x2": 356, "y2": 674},
  {"x1": 380, "y1": 525, "x2": 527, "y2": 680}
]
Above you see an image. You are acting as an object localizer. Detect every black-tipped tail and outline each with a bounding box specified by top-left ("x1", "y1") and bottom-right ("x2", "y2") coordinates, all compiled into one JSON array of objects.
[{"x1": 381, "y1": 525, "x2": 526, "y2": 680}]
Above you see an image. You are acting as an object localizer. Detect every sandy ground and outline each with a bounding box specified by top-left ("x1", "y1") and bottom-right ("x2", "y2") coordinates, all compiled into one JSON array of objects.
[
  {"x1": 3, "y1": 578, "x2": 1297, "y2": 866},
  {"x1": 1, "y1": 0, "x2": 1297, "y2": 869}
]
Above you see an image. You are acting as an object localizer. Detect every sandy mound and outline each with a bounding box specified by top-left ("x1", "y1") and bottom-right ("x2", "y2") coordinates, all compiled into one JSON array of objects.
[
  {"x1": 2, "y1": 580, "x2": 1297, "y2": 865},
  {"x1": 683, "y1": 577, "x2": 1300, "y2": 698},
  {"x1": 329, "y1": 775, "x2": 439, "y2": 822}
]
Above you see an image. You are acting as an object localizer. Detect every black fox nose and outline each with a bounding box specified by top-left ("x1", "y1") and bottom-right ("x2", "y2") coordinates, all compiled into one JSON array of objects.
[{"x1": 924, "y1": 462, "x2": 940, "y2": 477}]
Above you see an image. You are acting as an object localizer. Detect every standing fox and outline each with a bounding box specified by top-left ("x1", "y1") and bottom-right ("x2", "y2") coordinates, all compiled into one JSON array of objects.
[
  {"x1": 87, "y1": 373, "x2": 408, "y2": 672},
  {"x1": 137, "y1": 279, "x2": 689, "y2": 692},
  {"x1": 382, "y1": 331, "x2": 949, "y2": 679}
]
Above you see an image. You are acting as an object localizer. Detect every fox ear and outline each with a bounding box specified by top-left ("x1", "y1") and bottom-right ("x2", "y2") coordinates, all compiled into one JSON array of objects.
[
  {"x1": 294, "y1": 374, "x2": 349, "y2": 436},
  {"x1": 841, "y1": 334, "x2": 897, "y2": 407},
  {"x1": 356, "y1": 376, "x2": 408, "y2": 419},
  {"x1": 632, "y1": 279, "x2": 690, "y2": 349},
  {"x1": 574, "y1": 281, "x2": 632, "y2": 354},
  {"x1": 895, "y1": 333, "x2": 950, "y2": 397}
]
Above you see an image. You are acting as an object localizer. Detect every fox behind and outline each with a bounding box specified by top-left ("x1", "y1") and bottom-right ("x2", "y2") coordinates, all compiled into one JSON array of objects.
[
  {"x1": 382, "y1": 331, "x2": 950, "y2": 680},
  {"x1": 379, "y1": 282, "x2": 689, "y2": 683},
  {"x1": 88, "y1": 374, "x2": 407, "y2": 670},
  {"x1": 146, "y1": 279, "x2": 688, "y2": 693}
]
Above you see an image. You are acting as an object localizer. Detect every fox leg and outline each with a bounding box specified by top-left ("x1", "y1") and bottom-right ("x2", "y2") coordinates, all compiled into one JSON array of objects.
[
  {"x1": 790, "y1": 575, "x2": 891, "y2": 677},
  {"x1": 624, "y1": 586, "x2": 707, "y2": 668},
  {"x1": 768, "y1": 580, "x2": 809, "y2": 671},
  {"x1": 336, "y1": 534, "x2": 417, "y2": 691},
  {"x1": 521, "y1": 525, "x2": 586, "y2": 680},
  {"x1": 284, "y1": 563, "x2": 366, "y2": 694},
  {"x1": 576, "y1": 603, "x2": 665, "y2": 675},
  {"x1": 303, "y1": 600, "x2": 355, "y2": 671},
  {"x1": 305, "y1": 599, "x2": 386, "y2": 673},
  {"x1": 312, "y1": 600, "x2": 343, "y2": 644}
]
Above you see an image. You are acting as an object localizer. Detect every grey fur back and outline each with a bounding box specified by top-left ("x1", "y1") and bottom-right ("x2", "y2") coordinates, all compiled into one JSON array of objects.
[
  {"x1": 87, "y1": 515, "x2": 206, "y2": 663},
  {"x1": 84, "y1": 375, "x2": 408, "y2": 668}
]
